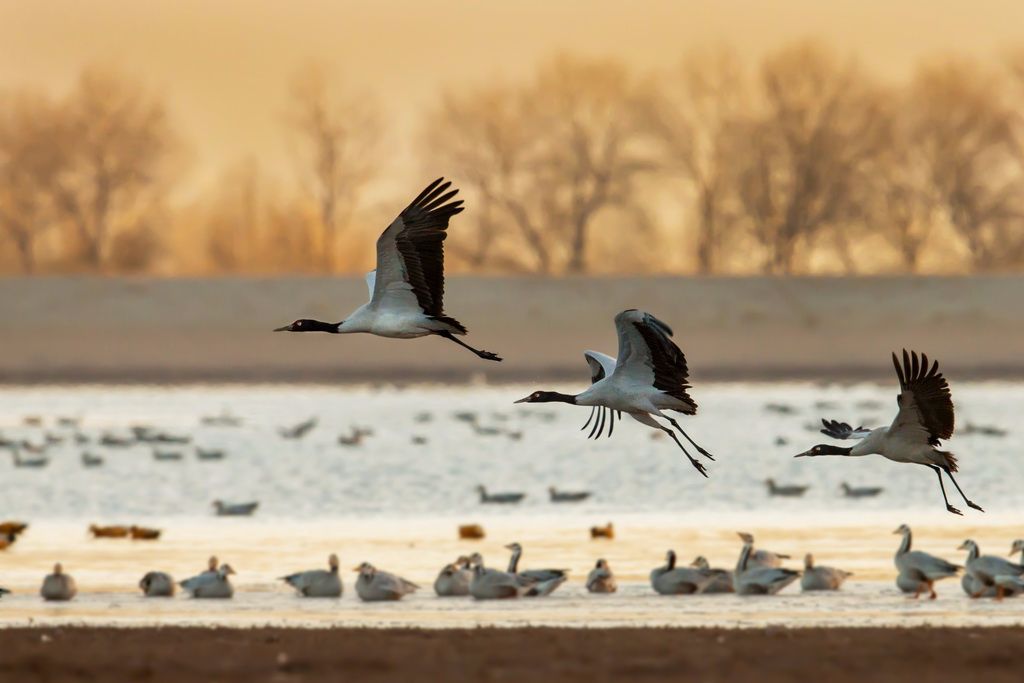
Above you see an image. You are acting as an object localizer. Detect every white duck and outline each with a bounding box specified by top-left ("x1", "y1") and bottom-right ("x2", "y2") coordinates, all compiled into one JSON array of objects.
[
  {"x1": 281, "y1": 554, "x2": 343, "y2": 598},
  {"x1": 892, "y1": 524, "x2": 959, "y2": 599}
]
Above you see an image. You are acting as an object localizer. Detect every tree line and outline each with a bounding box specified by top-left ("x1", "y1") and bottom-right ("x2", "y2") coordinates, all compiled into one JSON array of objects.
[{"x1": 2, "y1": 43, "x2": 1024, "y2": 276}]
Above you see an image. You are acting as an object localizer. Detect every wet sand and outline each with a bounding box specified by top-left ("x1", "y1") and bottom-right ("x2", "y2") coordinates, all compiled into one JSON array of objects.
[{"x1": 0, "y1": 626, "x2": 1019, "y2": 682}]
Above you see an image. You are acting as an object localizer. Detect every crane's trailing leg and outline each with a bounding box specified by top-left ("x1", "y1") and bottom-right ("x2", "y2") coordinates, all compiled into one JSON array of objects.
[
  {"x1": 660, "y1": 427, "x2": 708, "y2": 478},
  {"x1": 435, "y1": 330, "x2": 502, "y2": 361},
  {"x1": 929, "y1": 465, "x2": 962, "y2": 516},
  {"x1": 580, "y1": 407, "x2": 597, "y2": 432},
  {"x1": 943, "y1": 467, "x2": 984, "y2": 512},
  {"x1": 666, "y1": 417, "x2": 715, "y2": 461}
]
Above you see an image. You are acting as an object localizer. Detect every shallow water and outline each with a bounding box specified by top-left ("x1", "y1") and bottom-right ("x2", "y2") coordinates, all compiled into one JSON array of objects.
[{"x1": 0, "y1": 383, "x2": 1021, "y2": 628}]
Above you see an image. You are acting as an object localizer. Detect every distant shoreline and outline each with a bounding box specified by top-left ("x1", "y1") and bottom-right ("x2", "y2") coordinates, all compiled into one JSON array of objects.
[{"x1": 2, "y1": 275, "x2": 1022, "y2": 384}]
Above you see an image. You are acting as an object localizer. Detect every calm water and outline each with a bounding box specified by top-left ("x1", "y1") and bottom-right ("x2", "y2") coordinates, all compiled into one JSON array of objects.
[{"x1": 0, "y1": 383, "x2": 1021, "y2": 628}]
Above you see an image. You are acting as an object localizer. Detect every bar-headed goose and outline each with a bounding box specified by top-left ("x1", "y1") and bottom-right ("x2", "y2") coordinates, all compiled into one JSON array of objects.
[
  {"x1": 274, "y1": 178, "x2": 500, "y2": 362},
  {"x1": 801, "y1": 554, "x2": 852, "y2": 591},
  {"x1": 139, "y1": 571, "x2": 176, "y2": 597},
  {"x1": 650, "y1": 550, "x2": 717, "y2": 595},
  {"x1": 516, "y1": 310, "x2": 715, "y2": 477},
  {"x1": 504, "y1": 542, "x2": 567, "y2": 596},
  {"x1": 180, "y1": 563, "x2": 235, "y2": 598},
  {"x1": 892, "y1": 524, "x2": 960, "y2": 599},
  {"x1": 467, "y1": 554, "x2": 536, "y2": 600},
  {"x1": 765, "y1": 479, "x2": 809, "y2": 497},
  {"x1": 476, "y1": 486, "x2": 525, "y2": 504},
  {"x1": 735, "y1": 532, "x2": 791, "y2": 569},
  {"x1": 354, "y1": 562, "x2": 419, "y2": 602},
  {"x1": 733, "y1": 534, "x2": 800, "y2": 595},
  {"x1": 957, "y1": 540, "x2": 1024, "y2": 599},
  {"x1": 689, "y1": 556, "x2": 734, "y2": 593},
  {"x1": 281, "y1": 554, "x2": 343, "y2": 598},
  {"x1": 797, "y1": 351, "x2": 982, "y2": 515},
  {"x1": 434, "y1": 557, "x2": 473, "y2": 597},
  {"x1": 840, "y1": 482, "x2": 883, "y2": 498},
  {"x1": 586, "y1": 559, "x2": 617, "y2": 594},
  {"x1": 41, "y1": 563, "x2": 77, "y2": 601}
]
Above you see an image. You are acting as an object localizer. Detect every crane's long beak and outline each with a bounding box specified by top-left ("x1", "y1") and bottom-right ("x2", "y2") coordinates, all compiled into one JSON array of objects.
[
  {"x1": 513, "y1": 396, "x2": 530, "y2": 404},
  {"x1": 794, "y1": 449, "x2": 813, "y2": 458},
  {"x1": 273, "y1": 325, "x2": 291, "y2": 332}
]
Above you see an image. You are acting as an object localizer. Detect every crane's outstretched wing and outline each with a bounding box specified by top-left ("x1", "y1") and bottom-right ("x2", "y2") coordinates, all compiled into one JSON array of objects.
[
  {"x1": 610, "y1": 309, "x2": 696, "y2": 414},
  {"x1": 583, "y1": 350, "x2": 617, "y2": 384},
  {"x1": 820, "y1": 419, "x2": 873, "y2": 440},
  {"x1": 890, "y1": 349, "x2": 954, "y2": 446},
  {"x1": 581, "y1": 350, "x2": 621, "y2": 439},
  {"x1": 371, "y1": 178, "x2": 465, "y2": 327}
]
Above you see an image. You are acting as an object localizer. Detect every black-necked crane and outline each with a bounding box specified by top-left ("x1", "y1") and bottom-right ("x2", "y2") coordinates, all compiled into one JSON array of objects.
[
  {"x1": 795, "y1": 350, "x2": 982, "y2": 515},
  {"x1": 275, "y1": 178, "x2": 500, "y2": 362},
  {"x1": 515, "y1": 309, "x2": 715, "y2": 477}
]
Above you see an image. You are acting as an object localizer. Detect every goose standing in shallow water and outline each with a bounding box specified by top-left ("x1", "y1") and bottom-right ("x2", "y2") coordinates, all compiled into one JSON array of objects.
[
  {"x1": 516, "y1": 310, "x2": 715, "y2": 477},
  {"x1": 840, "y1": 483, "x2": 883, "y2": 498},
  {"x1": 181, "y1": 563, "x2": 235, "y2": 598},
  {"x1": 689, "y1": 556, "x2": 734, "y2": 593},
  {"x1": 281, "y1": 554, "x2": 343, "y2": 598},
  {"x1": 434, "y1": 557, "x2": 473, "y2": 597},
  {"x1": 650, "y1": 550, "x2": 717, "y2": 595},
  {"x1": 139, "y1": 571, "x2": 176, "y2": 597},
  {"x1": 275, "y1": 178, "x2": 500, "y2": 362},
  {"x1": 892, "y1": 524, "x2": 959, "y2": 599},
  {"x1": 801, "y1": 554, "x2": 852, "y2": 591},
  {"x1": 796, "y1": 351, "x2": 983, "y2": 515},
  {"x1": 41, "y1": 563, "x2": 77, "y2": 601},
  {"x1": 765, "y1": 479, "x2": 809, "y2": 497},
  {"x1": 733, "y1": 534, "x2": 800, "y2": 595},
  {"x1": 476, "y1": 485, "x2": 525, "y2": 504},
  {"x1": 586, "y1": 559, "x2": 617, "y2": 593},
  {"x1": 354, "y1": 562, "x2": 419, "y2": 602},
  {"x1": 957, "y1": 540, "x2": 1024, "y2": 599}
]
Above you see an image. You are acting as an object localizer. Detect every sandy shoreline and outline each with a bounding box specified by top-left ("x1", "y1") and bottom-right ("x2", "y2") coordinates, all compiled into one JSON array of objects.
[
  {"x1": 0, "y1": 626, "x2": 1019, "y2": 682},
  {"x1": 2, "y1": 275, "x2": 1024, "y2": 383}
]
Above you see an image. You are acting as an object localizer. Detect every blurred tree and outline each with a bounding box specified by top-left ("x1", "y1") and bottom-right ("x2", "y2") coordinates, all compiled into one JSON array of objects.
[
  {"x1": 909, "y1": 60, "x2": 1024, "y2": 271},
  {"x1": 0, "y1": 92, "x2": 63, "y2": 273},
  {"x1": 639, "y1": 47, "x2": 746, "y2": 274},
  {"x1": 287, "y1": 64, "x2": 379, "y2": 272},
  {"x1": 49, "y1": 68, "x2": 176, "y2": 269},
  {"x1": 730, "y1": 43, "x2": 887, "y2": 274},
  {"x1": 423, "y1": 56, "x2": 654, "y2": 274}
]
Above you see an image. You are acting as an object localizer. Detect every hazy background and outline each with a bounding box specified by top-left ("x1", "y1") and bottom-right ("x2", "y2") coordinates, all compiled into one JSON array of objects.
[{"x1": 3, "y1": 0, "x2": 1024, "y2": 276}]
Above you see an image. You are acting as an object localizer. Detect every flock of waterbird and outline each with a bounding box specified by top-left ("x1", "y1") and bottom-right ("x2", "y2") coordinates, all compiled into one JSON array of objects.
[
  {"x1": 0, "y1": 178, "x2": 1014, "y2": 611},
  {"x1": 6, "y1": 528, "x2": 1022, "y2": 603}
]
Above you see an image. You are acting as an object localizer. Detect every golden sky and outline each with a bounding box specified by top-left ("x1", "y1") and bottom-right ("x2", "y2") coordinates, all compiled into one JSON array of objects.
[{"x1": 3, "y1": 0, "x2": 1024, "y2": 194}]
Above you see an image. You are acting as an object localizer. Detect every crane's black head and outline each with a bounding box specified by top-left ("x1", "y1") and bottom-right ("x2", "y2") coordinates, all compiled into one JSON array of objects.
[
  {"x1": 274, "y1": 319, "x2": 340, "y2": 333},
  {"x1": 795, "y1": 444, "x2": 852, "y2": 458},
  {"x1": 514, "y1": 390, "x2": 577, "y2": 405}
]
